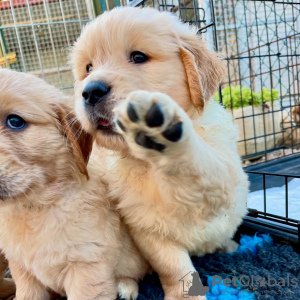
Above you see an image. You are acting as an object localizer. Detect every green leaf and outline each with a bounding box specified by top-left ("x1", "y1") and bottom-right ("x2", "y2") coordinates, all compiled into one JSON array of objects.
[{"x1": 215, "y1": 86, "x2": 279, "y2": 109}]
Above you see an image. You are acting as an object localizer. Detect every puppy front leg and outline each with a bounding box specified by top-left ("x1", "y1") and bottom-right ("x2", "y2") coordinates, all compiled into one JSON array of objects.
[
  {"x1": 114, "y1": 91, "x2": 223, "y2": 173},
  {"x1": 64, "y1": 262, "x2": 117, "y2": 300},
  {"x1": 116, "y1": 225, "x2": 150, "y2": 300},
  {"x1": 8, "y1": 258, "x2": 50, "y2": 300},
  {"x1": 132, "y1": 233, "x2": 207, "y2": 300},
  {"x1": 115, "y1": 91, "x2": 238, "y2": 209}
]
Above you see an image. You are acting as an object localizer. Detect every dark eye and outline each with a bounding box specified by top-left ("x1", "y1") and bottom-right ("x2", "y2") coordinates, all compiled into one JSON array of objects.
[
  {"x1": 6, "y1": 115, "x2": 26, "y2": 130},
  {"x1": 131, "y1": 51, "x2": 148, "y2": 64},
  {"x1": 86, "y1": 63, "x2": 93, "y2": 73}
]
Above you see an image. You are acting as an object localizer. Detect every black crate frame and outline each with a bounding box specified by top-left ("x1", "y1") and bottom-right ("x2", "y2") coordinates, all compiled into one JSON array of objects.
[{"x1": 246, "y1": 169, "x2": 300, "y2": 245}]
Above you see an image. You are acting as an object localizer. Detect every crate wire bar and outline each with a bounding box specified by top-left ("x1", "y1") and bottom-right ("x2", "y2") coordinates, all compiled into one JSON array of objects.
[
  {"x1": 246, "y1": 170, "x2": 300, "y2": 243},
  {"x1": 0, "y1": 0, "x2": 95, "y2": 93}
]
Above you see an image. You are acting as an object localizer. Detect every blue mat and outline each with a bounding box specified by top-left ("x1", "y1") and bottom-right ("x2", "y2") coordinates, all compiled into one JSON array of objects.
[{"x1": 137, "y1": 234, "x2": 300, "y2": 300}]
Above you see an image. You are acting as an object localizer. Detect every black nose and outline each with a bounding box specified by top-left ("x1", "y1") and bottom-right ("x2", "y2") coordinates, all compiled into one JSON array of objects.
[{"x1": 82, "y1": 81, "x2": 110, "y2": 106}]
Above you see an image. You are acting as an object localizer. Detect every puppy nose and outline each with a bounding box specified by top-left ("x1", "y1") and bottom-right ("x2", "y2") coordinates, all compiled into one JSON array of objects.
[{"x1": 82, "y1": 81, "x2": 110, "y2": 106}]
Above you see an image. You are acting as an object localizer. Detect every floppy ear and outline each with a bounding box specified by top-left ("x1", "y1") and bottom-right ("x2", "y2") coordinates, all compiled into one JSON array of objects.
[
  {"x1": 176, "y1": 32, "x2": 226, "y2": 112},
  {"x1": 54, "y1": 104, "x2": 94, "y2": 179}
]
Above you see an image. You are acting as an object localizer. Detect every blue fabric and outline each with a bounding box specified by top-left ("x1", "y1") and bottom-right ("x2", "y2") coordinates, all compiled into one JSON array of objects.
[
  {"x1": 206, "y1": 276, "x2": 255, "y2": 300},
  {"x1": 237, "y1": 233, "x2": 273, "y2": 255}
]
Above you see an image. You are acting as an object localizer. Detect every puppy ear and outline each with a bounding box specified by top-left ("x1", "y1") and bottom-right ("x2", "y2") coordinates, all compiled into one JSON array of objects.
[
  {"x1": 54, "y1": 104, "x2": 94, "y2": 179},
  {"x1": 177, "y1": 33, "x2": 226, "y2": 112}
]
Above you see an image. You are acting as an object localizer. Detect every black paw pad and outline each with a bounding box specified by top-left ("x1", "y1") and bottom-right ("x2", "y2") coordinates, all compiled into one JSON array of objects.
[
  {"x1": 127, "y1": 103, "x2": 139, "y2": 122},
  {"x1": 145, "y1": 103, "x2": 164, "y2": 127},
  {"x1": 162, "y1": 122, "x2": 183, "y2": 142},
  {"x1": 135, "y1": 131, "x2": 166, "y2": 152},
  {"x1": 116, "y1": 119, "x2": 126, "y2": 132}
]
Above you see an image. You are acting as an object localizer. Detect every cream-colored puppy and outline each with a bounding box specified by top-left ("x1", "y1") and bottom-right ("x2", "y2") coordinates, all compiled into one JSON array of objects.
[
  {"x1": 0, "y1": 69, "x2": 146, "y2": 300},
  {"x1": 72, "y1": 7, "x2": 249, "y2": 300}
]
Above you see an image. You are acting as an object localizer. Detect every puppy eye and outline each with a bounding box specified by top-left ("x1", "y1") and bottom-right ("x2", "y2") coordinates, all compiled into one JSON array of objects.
[
  {"x1": 6, "y1": 115, "x2": 26, "y2": 130},
  {"x1": 86, "y1": 63, "x2": 93, "y2": 73},
  {"x1": 131, "y1": 51, "x2": 148, "y2": 64}
]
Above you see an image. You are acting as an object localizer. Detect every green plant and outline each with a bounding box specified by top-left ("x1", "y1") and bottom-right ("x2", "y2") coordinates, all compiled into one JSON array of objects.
[
  {"x1": 215, "y1": 86, "x2": 279, "y2": 109},
  {"x1": 258, "y1": 88, "x2": 279, "y2": 103}
]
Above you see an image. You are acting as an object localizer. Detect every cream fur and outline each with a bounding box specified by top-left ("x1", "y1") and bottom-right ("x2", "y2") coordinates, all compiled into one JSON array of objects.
[
  {"x1": 71, "y1": 7, "x2": 249, "y2": 300},
  {"x1": 0, "y1": 69, "x2": 146, "y2": 300}
]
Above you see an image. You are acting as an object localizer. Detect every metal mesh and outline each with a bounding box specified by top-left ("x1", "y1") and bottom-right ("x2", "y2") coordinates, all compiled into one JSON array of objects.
[
  {"x1": 0, "y1": 0, "x2": 94, "y2": 94},
  {"x1": 215, "y1": 0, "x2": 300, "y2": 161}
]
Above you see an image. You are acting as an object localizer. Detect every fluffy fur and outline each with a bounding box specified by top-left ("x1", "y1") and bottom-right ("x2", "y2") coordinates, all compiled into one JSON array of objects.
[
  {"x1": 71, "y1": 7, "x2": 249, "y2": 300},
  {"x1": 0, "y1": 69, "x2": 146, "y2": 300}
]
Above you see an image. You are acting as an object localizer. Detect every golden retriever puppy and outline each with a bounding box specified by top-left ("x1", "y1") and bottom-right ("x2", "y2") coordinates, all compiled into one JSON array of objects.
[
  {"x1": 0, "y1": 252, "x2": 15, "y2": 299},
  {"x1": 71, "y1": 7, "x2": 249, "y2": 300},
  {"x1": 0, "y1": 69, "x2": 146, "y2": 300},
  {"x1": 291, "y1": 104, "x2": 300, "y2": 123}
]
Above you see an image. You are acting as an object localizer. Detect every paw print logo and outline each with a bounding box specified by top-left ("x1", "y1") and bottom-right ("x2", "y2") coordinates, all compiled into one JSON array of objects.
[
  {"x1": 253, "y1": 276, "x2": 267, "y2": 287},
  {"x1": 260, "y1": 280, "x2": 267, "y2": 287}
]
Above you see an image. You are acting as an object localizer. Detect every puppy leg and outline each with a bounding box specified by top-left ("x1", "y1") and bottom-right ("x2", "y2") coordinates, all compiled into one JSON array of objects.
[
  {"x1": 9, "y1": 258, "x2": 50, "y2": 300},
  {"x1": 0, "y1": 253, "x2": 16, "y2": 299},
  {"x1": 117, "y1": 278, "x2": 138, "y2": 300},
  {"x1": 63, "y1": 262, "x2": 117, "y2": 300},
  {"x1": 114, "y1": 91, "x2": 233, "y2": 182},
  {"x1": 115, "y1": 91, "x2": 244, "y2": 241},
  {"x1": 217, "y1": 239, "x2": 239, "y2": 253},
  {"x1": 132, "y1": 233, "x2": 207, "y2": 300},
  {"x1": 116, "y1": 226, "x2": 149, "y2": 300}
]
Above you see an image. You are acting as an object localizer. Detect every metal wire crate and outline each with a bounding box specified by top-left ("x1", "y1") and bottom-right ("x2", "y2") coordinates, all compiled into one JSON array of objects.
[
  {"x1": 246, "y1": 165, "x2": 300, "y2": 245},
  {"x1": 216, "y1": 0, "x2": 300, "y2": 162},
  {"x1": 0, "y1": 0, "x2": 95, "y2": 93}
]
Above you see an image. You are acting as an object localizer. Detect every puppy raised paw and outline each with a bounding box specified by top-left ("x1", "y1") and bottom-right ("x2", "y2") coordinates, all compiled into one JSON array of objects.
[{"x1": 114, "y1": 91, "x2": 192, "y2": 158}]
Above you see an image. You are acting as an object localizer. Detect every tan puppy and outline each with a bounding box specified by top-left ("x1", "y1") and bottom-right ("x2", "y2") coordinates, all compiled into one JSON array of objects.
[
  {"x1": 0, "y1": 69, "x2": 146, "y2": 300},
  {"x1": 0, "y1": 252, "x2": 15, "y2": 299},
  {"x1": 291, "y1": 104, "x2": 300, "y2": 123},
  {"x1": 72, "y1": 7, "x2": 249, "y2": 300}
]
